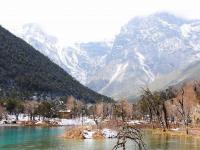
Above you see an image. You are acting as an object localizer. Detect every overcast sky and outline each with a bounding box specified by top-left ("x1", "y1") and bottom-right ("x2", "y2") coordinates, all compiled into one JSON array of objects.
[{"x1": 1, "y1": 0, "x2": 200, "y2": 44}]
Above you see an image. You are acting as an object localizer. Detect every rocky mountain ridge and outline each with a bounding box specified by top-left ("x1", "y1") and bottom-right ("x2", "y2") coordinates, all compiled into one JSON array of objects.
[{"x1": 15, "y1": 12, "x2": 200, "y2": 100}]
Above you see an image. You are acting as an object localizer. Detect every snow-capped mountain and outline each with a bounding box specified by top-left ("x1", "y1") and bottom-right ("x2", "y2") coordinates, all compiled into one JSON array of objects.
[
  {"x1": 88, "y1": 13, "x2": 200, "y2": 99},
  {"x1": 18, "y1": 23, "x2": 112, "y2": 84},
  {"x1": 16, "y1": 13, "x2": 200, "y2": 100}
]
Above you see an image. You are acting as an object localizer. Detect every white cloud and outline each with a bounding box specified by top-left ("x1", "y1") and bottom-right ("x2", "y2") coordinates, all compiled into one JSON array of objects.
[{"x1": 0, "y1": 0, "x2": 200, "y2": 44}]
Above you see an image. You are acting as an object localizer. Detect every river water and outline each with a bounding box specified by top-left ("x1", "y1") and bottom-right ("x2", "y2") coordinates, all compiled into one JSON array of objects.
[{"x1": 0, "y1": 126, "x2": 200, "y2": 150}]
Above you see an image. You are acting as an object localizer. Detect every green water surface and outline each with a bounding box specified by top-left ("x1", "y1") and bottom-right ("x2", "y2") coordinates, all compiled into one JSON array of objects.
[{"x1": 0, "y1": 127, "x2": 200, "y2": 150}]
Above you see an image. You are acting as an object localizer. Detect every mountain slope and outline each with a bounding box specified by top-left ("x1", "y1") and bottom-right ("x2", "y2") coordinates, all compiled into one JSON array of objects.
[
  {"x1": 149, "y1": 60, "x2": 200, "y2": 91},
  {"x1": 18, "y1": 24, "x2": 112, "y2": 84},
  {"x1": 15, "y1": 13, "x2": 200, "y2": 100},
  {"x1": 0, "y1": 25, "x2": 112, "y2": 103},
  {"x1": 87, "y1": 12, "x2": 200, "y2": 99}
]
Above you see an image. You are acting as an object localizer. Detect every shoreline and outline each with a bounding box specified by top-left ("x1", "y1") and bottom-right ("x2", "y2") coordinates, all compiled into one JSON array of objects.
[
  {"x1": 0, "y1": 123, "x2": 70, "y2": 127},
  {"x1": 144, "y1": 128, "x2": 200, "y2": 139},
  {"x1": 2, "y1": 120, "x2": 200, "y2": 139},
  {"x1": 2, "y1": 123, "x2": 200, "y2": 140},
  {"x1": 0, "y1": 124, "x2": 23, "y2": 127}
]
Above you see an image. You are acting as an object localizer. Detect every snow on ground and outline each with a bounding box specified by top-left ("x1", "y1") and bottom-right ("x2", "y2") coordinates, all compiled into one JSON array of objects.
[
  {"x1": 171, "y1": 128, "x2": 180, "y2": 131},
  {"x1": 7, "y1": 114, "x2": 40, "y2": 122},
  {"x1": 0, "y1": 114, "x2": 96, "y2": 126},
  {"x1": 82, "y1": 128, "x2": 118, "y2": 139},
  {"x1": 58, "y1": 117, "x2": 95, "y2": 126},
  {"x1": 127, "y1": 120, "x2": 147, "y2": 125},
  {"x1": 0, "y1": 114, "x2": 146, "y2": 130},
  {"x1": 102, "y1": 128, "x2": 117, "y2": 138},
  {"x1": 35, "y1": 120, "x2": 43, "y2": 125},
  {"x1": 83, "y1": 130, "x2": 95, "y2": 139},
  {"x1": 0, "y1": 120, "x2": 6, "y2": 124},
  {"x1": 0, "y1": 114, "x2": 30, "y2": 124}
]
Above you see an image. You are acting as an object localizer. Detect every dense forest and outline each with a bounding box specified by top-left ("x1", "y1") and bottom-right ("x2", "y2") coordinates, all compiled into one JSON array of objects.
[{"x1": 0, "y1": 25, "x2": 112, "y2": 103}]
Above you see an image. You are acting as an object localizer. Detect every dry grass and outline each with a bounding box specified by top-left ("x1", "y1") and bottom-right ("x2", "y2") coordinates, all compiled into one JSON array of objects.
[
  {"x1": 61, "y1": 125, "x2": 105, "y2": 139},
  {"x1": 62, "y1": 126, "x2": 86, "y2": 139},
  {"x1": 92, "y1": 130, "x2": 104, "y2": 139},
  {"x1": 145, "y1": 128, "x2": 200, "y2": 139}
]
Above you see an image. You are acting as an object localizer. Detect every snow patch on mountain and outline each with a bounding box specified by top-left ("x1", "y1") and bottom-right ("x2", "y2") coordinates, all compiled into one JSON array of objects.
[
  {"x1": 100, "y1": 63, "x2": 128, "y2": 93},
  {"x1": 181, "y1": 24, "x2": 192, "y2": 37}
]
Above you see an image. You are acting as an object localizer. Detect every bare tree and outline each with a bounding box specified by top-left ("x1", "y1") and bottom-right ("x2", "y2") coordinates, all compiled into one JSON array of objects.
[
  {"x1": 80, "y1": 103, "x2": 87, "y2": 126},
  {"x1": 139, "y1": 88, "x2": 171, "y2": 131},
  {"x1": 175, "y1": 87, "x2": 191, "y2": 134},
  {"x1": 193, "y1": 80, "x2": 200, "y2": 100},
  {"x1": 0, "y1": 105, "x2": 7, "y2": 120},
  {"x1": 65, "y1": 96, "x2": 76, "y2": 118},
  {"x1": 120, "y1": 100, "x2": 132, "y2": 121},
  {"x1": 112, "y1": 103, "x2": 121, "y2": 120},
  {"x1": 24, "y1": 101, "x2": 38, "y2": 121},
  {"x1": 102, "y1": 102, "x2": 110, "y2": 119},
  {"x1": 139, "y1": 89, "x2": 162, "y2": 128},
  {"x1": 89, "y1": 103, "x2": 104, "y2": 129},
  {"x1": 138, "y1": 95, "x2": 153, "y2": 123},
  {"x1": 113, "y1": 123, "x2": 146, "y2": 150}
]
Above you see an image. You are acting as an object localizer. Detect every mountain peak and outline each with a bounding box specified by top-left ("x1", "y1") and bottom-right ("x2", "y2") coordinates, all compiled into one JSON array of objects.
[
  {"x1": 22, "y1": 23, "x2": 44, "y2": 34},
  {"x1": 20, "y1": 23, "x2": 58, "y2": 45},
  {"x1": 151, "y1": 12, "x2": 189, "y2": 25},
  {"x1": 125, "y1": 12, "x2": 190, "y2": 29}
]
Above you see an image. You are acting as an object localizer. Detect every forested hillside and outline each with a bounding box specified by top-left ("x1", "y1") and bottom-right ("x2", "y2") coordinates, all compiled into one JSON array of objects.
[{"x1": 0, "y1": 25, "x2": 112, "y2": 103}]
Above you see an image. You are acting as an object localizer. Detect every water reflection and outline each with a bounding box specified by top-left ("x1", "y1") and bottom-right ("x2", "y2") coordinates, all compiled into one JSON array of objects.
[{"x1": 144, "y1": 130, "x2": 200, "y2": 150}]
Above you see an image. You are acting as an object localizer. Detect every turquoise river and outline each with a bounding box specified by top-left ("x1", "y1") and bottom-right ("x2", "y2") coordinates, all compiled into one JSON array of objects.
[{"x1": 1, "y1": 126, "x2": 200, "y2": 150}]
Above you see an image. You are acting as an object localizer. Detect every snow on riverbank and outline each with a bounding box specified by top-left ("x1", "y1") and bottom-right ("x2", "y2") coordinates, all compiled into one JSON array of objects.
[
  {"x1": 127, "y1": 120, "x2": 147, "y2": 125},
  {"x1": 63, "y1": 125, "x2": 118, "y2": 139},
  {"x1": 58, "y1": 117, "x2": 95, "y2": 126},
  {"x1": 0, "y1": 114, "x2": 146, "y2": 128},
  {"x1": 81, "y1": 128, "x2": 117, "y2": 139},
  {"x1": 171, "y1": 128, "x2": 180, "y2": 131},
  {"x1": 0, "y1": 114, "x2": 96, "y2": 126},
  {"x1": 6, "y1": 114, "x2": 40, "y2": 122},
  {"x1": 102, "y1": 128, "x2": 117, "y2": 138},
  {"x1": 83, "y1": 130, "x2": 95, "y2": 139}
]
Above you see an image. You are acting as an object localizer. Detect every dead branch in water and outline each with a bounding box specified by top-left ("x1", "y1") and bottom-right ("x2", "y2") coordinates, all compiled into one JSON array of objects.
[{"x1": 112, "y1": 123, "x2": 147, "y2": 150}]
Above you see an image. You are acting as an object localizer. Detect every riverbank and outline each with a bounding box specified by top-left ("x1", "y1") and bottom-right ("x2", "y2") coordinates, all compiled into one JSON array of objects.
[
  {"x1": 0, "y1": 114, "x2": 96, "y2": 127},
  {"x1": 0, "y1": 114, "x2": 148, "y2": 128},
  {"x1": 61, "y1": 119, "x2": 148, "y2": 140},
  {"x1": 0, "y1": 124, "x2": 22, "y2": 127},
  {"x1": 144, "y1": 127, "x2": 200, "y2": 139},
  {"x1": 61, "y1": 125, "x2": 118, "y2": 139}
]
